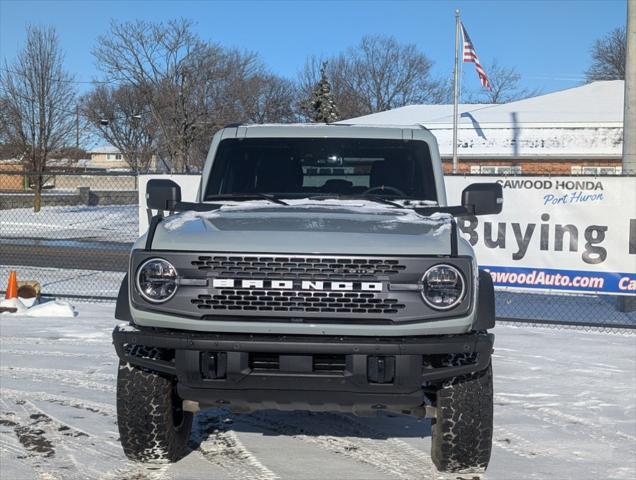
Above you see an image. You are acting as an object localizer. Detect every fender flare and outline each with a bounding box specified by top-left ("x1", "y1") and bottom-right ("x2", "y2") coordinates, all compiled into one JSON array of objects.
[
  {"x1": 473, "y1": 269, "x2": 495, "y2": 330},
  {"x1": 115, "y1": 274, "x2": 132, "y2": 322}
]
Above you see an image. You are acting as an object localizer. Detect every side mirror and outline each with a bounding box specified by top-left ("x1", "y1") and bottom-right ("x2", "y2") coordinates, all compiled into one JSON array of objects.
[
  {"x1": 146, "y1": 179, "x2": 181, "y2": 211},
  {"x1": 461, "y1": 183, "x2": 503, "y2": 215}
]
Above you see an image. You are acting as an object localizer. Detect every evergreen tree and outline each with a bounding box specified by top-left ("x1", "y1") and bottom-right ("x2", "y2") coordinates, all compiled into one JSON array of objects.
[{"x1": 302, "y1": 62, "x2": 340, "y2": 123}]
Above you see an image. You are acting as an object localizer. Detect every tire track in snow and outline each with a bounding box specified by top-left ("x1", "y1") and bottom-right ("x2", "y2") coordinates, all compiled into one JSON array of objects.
[
  {"x1": 1, "y1": 336, "x2": 111, "y2": 346},
  {"x1": 191, "y1": 410, "x2": 279, "y2": 480},
  {"x1": 0, "y1": 399, "x2": 82, "y2": 479},
  {"x1": 239, "y1": 411, "x2": 436, "y2": 480},
  {"x1": 1, "y1": 388, "x2": 116, "y2": 417},
  {"x1": 5, "y1": 398, "x2": 154, "y2": 480},
  {"x1": 492, "y1": 426, "x2": 549, "y2": 459},
  {"x1": 100, "y1": 463, "x2": 172, "y2": 480},
  {"x1": 0, "y1": 367, "x2": 115, "y2": 382},
  {"x1": 14, "y1": 399, "x2": 120, "y2": 453},
  {"x1": 1, "y1": 367, "x2": 115, "y2": 394},
  {"x1": 495, "y1": 393, "x2": 636, "y2": 450},
  {"x1": 318, "y1": 414, "x2": 485, "y2": 480},
  {"x1": 1, "y1": 348, "x2": 104, "y2": 360}
]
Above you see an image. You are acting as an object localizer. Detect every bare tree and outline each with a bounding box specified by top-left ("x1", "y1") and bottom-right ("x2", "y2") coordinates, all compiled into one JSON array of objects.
[
  {"x1": 299, "y1": 36, "x2": 446, "y2": 120},
  {"x1": 235, "y1": 73, "x2": 298, "y2": 124},
  {"x1": 466, "y1": 61, "x2": 540, "y2": 104},
  {"x1": 0, "y1": 25, "x2": 77, "y2": 211},
  {"x1": 93, "y1": 19, "x2": 218, "y2": 171},
  {"x1": 92, "y1": 19, "x2": 297, "y2": 171},
  {"x1": 585, "y1": 26, "x2": 626, "y2": 82},
  {"x1": 82, "y1": 84, "x2": 157, "y2": 172}
]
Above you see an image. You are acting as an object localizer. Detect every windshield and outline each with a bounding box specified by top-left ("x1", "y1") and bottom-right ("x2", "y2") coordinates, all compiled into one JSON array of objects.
[{"x1": 204, "y1": 137, "x2": 437, "y2": 201}]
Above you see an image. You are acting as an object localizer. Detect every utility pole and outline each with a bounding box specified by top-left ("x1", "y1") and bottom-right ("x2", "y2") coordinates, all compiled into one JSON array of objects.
[
  {"x1": 452, "y1": 9, "x2": 461, "y2": 174},
  {"x1": 624, "y1": 0, "x2": 636, "y2": 171},
  {"x1": 75, "y1": 104, "x2": 80, "y2": 149},
  {"x1": 619, "y1": 0, "x2": 636, "y2": 312}
]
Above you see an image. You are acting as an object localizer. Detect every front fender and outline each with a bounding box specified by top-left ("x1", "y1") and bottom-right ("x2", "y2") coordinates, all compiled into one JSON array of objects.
[
  {"x1": 473, "y1": 269, "x2": 495, "y2": 330},
  {"x1": 115, "y1": 274, "x2": 132, "y2": 322}
]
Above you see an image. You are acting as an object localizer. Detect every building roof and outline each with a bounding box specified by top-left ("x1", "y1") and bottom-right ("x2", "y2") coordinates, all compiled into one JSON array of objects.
[
  {"x1": 339, "y1": 81, "x2": 624, "y2": 159},
  {"x1": 340, "y1": 81, "x2": 624, "y2": 128},
  {"x1": 90, "y1": 145, "x2": 120, "y2": 155}
]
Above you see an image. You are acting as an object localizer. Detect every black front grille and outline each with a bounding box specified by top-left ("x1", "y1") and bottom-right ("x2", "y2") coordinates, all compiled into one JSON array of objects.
[
  {"x1": 190, "y1": 255, "x2": 406, "y2": 279},
  {"x1": 248, "y1": 353, "x2": 346, "y2": 374},
  {"x1": 249, "y1": 353, "x2": 279, "y2": 370},
  {"x1": 313, "y1": 354, "x2": 346, "y2": 373},
  {"x1": 190, "y1": 289, "x2": 406, "y2": 314}
]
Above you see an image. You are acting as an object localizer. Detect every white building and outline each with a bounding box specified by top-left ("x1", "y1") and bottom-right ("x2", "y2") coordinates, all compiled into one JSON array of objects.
[{"x1": 341, "y1": 81, "x2": 624, "y2": 175}]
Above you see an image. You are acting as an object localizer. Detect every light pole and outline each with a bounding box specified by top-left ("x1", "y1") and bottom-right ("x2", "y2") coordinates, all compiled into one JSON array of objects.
[
  {"x1": 623, "y1": 0, "x2": 636, "y2": 171},
  {"x1": 620, "y1": 0, "x2": 635, "y2": 311}
]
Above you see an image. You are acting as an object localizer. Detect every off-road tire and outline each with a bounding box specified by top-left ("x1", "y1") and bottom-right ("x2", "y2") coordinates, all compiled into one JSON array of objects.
[
  {"x1": 117, "y1": 350, "x2": 192, "y2": 463},
  {"x1": 430, "y1": 363, "x2": 493, "y2": 473}
]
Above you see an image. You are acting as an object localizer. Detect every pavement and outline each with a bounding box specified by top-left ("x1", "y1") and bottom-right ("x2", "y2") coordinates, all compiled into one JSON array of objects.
[
  {"x1": 0, "y1": 239, "x2": 130, "y2": 272},
  {"x1": 0, "y1": 301, "x2": 635, "y2": 480}
]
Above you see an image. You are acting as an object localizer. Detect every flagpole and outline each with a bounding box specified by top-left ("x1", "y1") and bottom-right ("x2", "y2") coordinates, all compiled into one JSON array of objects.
[{"x1": 452, "y1": 9, "x2": 461, "y2": 174}]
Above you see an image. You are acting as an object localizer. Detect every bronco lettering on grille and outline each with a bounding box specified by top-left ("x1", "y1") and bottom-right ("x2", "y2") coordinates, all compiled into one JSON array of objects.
[{"x1": 211, "y1": 278, "x2": 383, "y2": 292}]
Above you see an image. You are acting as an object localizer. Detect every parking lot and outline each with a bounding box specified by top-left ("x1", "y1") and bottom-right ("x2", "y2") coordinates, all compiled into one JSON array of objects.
[{"x1": 1, "y1": 302, "x2": 634, "y2": 480}]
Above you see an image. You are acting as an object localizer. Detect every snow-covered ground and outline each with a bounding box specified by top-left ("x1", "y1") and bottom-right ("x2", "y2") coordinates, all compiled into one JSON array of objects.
[
  {"x1": 0, "y1": 302, "x2": 634, "y2": 480},
  {"x1": 0, "y1": 205, "x2": 138, "y2": 243}
]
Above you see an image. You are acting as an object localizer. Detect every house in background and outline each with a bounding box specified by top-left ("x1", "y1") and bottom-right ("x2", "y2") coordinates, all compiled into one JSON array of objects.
[
  {"x1": 89, "y1": 145, "x2": 128, "y2": 170},
  {"x1": 341, "y1": 81, "x2": 624, "y2": 175},
  {"x1": 88, "y1": 145, "x2": 163, "y2": 171}
]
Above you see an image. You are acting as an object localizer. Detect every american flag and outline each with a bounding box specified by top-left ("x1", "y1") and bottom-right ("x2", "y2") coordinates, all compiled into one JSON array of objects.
[{"x1": 461, "y1": 22, "x2": 491, "y2": 90}]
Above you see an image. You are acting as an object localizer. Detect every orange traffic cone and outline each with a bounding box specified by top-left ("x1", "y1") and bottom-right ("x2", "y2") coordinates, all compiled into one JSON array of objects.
[{"x1": 5, "y1": 271, "x2": 18, "y2": 300}]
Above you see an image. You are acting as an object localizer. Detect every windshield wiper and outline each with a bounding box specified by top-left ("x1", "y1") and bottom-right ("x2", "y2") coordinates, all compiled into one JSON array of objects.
[
  {"x1": 206, "y1": 193, "x2": 289, "y2": 206},
  {"x1": 310, "y1": 194, "x2": 405, "y2": 209}
]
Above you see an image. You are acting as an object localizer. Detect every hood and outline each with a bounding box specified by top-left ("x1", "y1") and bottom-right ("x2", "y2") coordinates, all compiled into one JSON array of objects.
[{"x1": 150, "y1": 199, "x2": 460, "y2": 256}]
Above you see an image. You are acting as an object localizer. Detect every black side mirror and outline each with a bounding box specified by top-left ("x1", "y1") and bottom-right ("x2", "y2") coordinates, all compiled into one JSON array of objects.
[
  {"x1": 146, "y1": 179, "x2": 181, "y2": 211},
  {"x1": 461, "y1": 183, "x2": 503, "y2": 215}
]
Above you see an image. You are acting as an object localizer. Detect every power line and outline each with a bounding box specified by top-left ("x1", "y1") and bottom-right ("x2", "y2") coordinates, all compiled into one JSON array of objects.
[
  {"x1": 1, "y1": 89, "x2": 80, "y2": 117},
  {"x1": 0, "y1": 89, "x2": 150, "y2": 123},
  {"x1": 0, "y1": 66, "x2": 116, "y2": 85}
]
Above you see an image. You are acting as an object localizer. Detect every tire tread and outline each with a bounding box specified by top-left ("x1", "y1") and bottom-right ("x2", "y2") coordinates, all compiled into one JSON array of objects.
[
  {"x1": 431, "y1": 364, "x2": 493, "y2": 473},
  {"x1": 116, "y1": 350, "x2": 192, "y2": 463}
]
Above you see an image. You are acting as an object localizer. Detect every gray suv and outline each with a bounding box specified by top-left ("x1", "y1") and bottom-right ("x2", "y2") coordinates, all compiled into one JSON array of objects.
[{"x1": 112, "y1": 124, "x2": 502, "y2": 473}]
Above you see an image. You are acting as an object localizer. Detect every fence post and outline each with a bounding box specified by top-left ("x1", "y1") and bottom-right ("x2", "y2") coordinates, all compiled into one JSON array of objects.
[
  {"x1": 78, "y1": 186, "x2": 90, "y2": 206},
  {"x1": 617, "y1": 296, "x2": 636, "y2": 312}
]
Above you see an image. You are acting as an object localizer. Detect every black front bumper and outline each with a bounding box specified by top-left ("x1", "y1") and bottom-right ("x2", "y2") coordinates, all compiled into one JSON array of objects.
[{"x1": 113, "y1": 325, "x2": 493, "y2": 415}]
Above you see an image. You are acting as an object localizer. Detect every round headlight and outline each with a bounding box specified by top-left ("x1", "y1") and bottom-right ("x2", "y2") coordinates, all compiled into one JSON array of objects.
[
  {"x1": 136, "y1": 258, "x2": 178, "y2": 303},
  {"x1": 421, "y1": 264, "x2": 465, "y2": 310}
]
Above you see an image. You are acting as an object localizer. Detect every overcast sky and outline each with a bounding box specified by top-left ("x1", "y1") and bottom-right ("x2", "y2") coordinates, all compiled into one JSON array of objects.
[{"x1": 0, "y1": 0, "x2": 627, "y2": 96}]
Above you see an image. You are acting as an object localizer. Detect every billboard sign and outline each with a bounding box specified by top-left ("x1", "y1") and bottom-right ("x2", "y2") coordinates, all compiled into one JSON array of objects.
[{"x1": 446, "y1": 176, "x2": 636, "y2": 295}]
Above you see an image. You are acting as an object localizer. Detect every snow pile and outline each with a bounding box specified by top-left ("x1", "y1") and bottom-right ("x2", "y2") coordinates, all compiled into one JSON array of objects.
[
  {"x1": 23, "y1": 300, "x2": 76, "y2": 318},
  {"x1": 0, "y1": 297, "x2": 28, "y2": 314},
  {"x1": 0, "y1": 298, "x2": 76, "y2": 317}
]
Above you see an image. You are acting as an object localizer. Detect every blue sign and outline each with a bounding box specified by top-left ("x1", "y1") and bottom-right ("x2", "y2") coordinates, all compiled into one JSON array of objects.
[{"x1": 482, "y1": 265, "x2": 636, "y2": 295}]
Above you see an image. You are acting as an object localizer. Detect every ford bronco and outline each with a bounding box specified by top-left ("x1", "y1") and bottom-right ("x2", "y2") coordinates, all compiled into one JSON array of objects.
[{"x1": 112, "y1": 124, "x2": 502, "y2": 473}]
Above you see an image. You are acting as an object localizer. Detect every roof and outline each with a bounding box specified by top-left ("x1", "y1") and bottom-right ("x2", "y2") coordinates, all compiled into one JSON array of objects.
[
  {"x1": 340, "y1": 81, "x2": 624, "y2": 128},
  {"x1": 220, "y1": 123, "x2": 433, "y2": 142},
  {"x1": 90, "y1": 145, "x2": 120, "y2": 154}
]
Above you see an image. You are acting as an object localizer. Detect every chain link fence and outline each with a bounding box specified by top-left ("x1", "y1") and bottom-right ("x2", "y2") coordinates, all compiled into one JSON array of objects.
[
  {"x1": 0, "y1": 171, "x2": 137, "y2": 299},
  {"x1": 1, "y1": 170, "x2": 634, "y2": 331}
]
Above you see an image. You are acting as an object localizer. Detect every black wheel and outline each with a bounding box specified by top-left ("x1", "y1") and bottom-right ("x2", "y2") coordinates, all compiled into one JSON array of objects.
[
  {"x1": 116, "y1": 347, "x2": 192, "y2": 463},
  {"x1": 430, "y1": 364, "x2": 493, "y2": 473}
]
